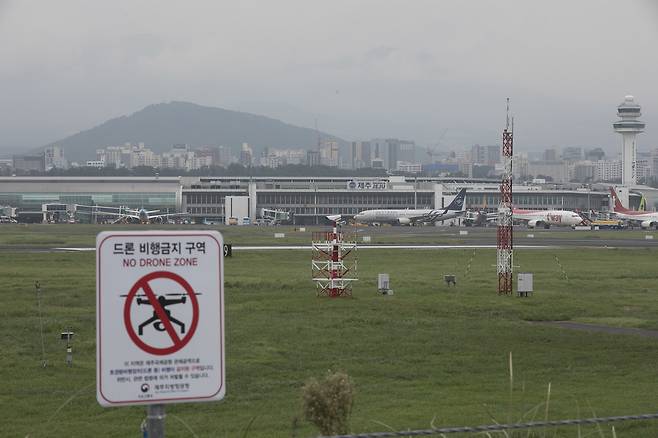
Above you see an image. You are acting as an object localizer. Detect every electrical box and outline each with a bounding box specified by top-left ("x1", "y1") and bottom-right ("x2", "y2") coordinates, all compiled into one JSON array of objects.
[
  {"x1": 517, "y1": 272, "x2": 533, "y2": 297},
  {"x1": 378, "y1": 273, "x2": 393, "y2": 294},
  {"x1": 378, "y1": 273, "x2": 390, "y2": 291}
]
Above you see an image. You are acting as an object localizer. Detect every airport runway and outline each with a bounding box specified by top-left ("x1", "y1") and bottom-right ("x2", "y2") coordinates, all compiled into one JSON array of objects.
[
  {"x1": 346, "y1": 226, "x2": 658, "y2": 249},
  {"x1": 2, "y1": 227, "x2": 657, "y2": 252}
]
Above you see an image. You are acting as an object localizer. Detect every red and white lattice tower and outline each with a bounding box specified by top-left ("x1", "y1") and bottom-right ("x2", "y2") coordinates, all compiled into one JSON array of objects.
[
  {"x1": 311, "y1": 221, "x2": 357, "y2": 297},
  {"x1": 497, "y1": 99, "x2": 514, "y2": 295}
]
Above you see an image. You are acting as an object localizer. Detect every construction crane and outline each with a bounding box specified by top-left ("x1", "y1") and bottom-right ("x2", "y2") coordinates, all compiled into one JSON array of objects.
[{"x1": 426, "y1": 128, "x2": 448, "y2": 162}]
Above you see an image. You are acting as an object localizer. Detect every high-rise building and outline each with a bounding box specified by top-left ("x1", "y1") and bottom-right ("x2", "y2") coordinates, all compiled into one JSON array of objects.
[
  {"x1": 218, "y1": 146, "x2": 232, "y2": 166},
  {"x1": 613, "y1": 95, "x2": 645, "y2": 186},
  {"x1": 369, "y1": 139, "x2": 390, "y2": 167},
  {"x1": 44, "y1": 146, "x2": 67, "y2": 170},
  {"x1": 594, "y1": 160, "x2": 622, "y2": 182},
  {"x1": 194, "y1": 146, "x2": 220, "y2": 167},
  {"x1": 393, "y1": 140, "x2": 415, "y2": 167},
  {"x1": 572, "y1": 161, "x2": 595, "y2": 182},
  {"x1": 351, "y1": 141, "x2": 371, "y2": 169},
  {"x1": 239, "y1": 143, "x2": 253, "y2": 167},
  {"x1": 650, "y1": 149, "x2": 658, "y2": 181},
  {"x1": 512, "y1": 152, "x2": 529, "y2": 179},
  {"x1": 162, "y1": 144, "x2": 193, "y2": 169},
  {"x1": 130, "y1": 145, "x2": 160, "y2": 168},
  {"x1": 471, "y1": 144, "x2": 487, "y2": 164},
  {"x1": 562, "y1": 147, "x2": 583, "y2": 162},
  {"x1": 486, "y1": 145, "x2": 501, "y2": 165},
  {"x1": 543, "y1": 148, "x2": 558, "y2": 162},
  {"x1": 306, "y1": 150, "x2": 321, "y2": 167},
  {"x1": 585, "y1": 147, "x2": 606, "y2": 161},
  {"x1": 320, "y1": 141, "x2": 340, "y2": 167},
  {"x1": 636, "y1": 159, "x2": 651, "y2": 183}
]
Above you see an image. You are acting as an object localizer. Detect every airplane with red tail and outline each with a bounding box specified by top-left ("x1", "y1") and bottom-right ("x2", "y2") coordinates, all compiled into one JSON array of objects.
[{"x1": 609, "y1": 187, "x2": 658, "y2": 229}]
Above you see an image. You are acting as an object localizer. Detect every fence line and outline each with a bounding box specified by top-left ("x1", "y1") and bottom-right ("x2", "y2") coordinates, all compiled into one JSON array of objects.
[{"x1": 317, "y1": 412, "x2": 658, "y2": 437}]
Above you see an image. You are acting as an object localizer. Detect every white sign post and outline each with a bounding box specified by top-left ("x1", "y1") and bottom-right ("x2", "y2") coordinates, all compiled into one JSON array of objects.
[{"x1": 96, "y1": 231, "x2": 225, "y2": 434}]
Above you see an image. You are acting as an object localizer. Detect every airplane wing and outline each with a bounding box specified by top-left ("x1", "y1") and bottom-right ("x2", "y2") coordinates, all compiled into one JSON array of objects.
[
  {"x1": 415, "y1": 212, "x2": 443, "y2": 223},
  {"x1": 610, "y1": 212, "x2": 644, "y2": 223},
  {"x1": 81, "y1": 210, "x2": 140, "y2": 219},
  {"x1": 417, "y1": 209, "x2": 467, "y2": 223},
  {"x1": 148, "y1": 213, "x2": 189, "y2": 220}
]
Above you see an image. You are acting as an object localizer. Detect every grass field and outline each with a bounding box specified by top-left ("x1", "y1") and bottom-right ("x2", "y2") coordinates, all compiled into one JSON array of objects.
[{"x1": 3, "y1": 225, "x2": 658, "y2": 437}]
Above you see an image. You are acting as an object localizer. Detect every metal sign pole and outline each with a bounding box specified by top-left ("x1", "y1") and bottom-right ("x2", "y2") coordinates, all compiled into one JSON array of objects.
[{"x1": 147, "y1": 404, "x2": 165, "y2": 437}]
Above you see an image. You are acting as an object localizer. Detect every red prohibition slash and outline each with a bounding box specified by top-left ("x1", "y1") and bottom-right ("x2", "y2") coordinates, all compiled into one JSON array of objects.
[{"x1": 123, "y1": 271, "x2": 199, "y2": 355}]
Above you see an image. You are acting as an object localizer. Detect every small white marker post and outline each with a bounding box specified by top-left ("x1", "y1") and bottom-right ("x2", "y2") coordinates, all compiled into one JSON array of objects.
[{"x1": 35, "y1": 281, "x2": 47, "y2": 368}]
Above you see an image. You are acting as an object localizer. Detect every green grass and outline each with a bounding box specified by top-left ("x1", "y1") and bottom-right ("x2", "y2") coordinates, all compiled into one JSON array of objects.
[{"x1": 2, "y1": 232, "x2": 658, "y2": 436}]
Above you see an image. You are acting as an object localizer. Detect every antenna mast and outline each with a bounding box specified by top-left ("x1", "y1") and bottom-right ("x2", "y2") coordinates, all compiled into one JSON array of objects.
[{"x1": 497, "y1": 98, "x2": 514, "y2": 295}]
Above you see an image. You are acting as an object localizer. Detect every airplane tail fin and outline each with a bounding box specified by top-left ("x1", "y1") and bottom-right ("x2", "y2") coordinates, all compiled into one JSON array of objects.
[
  {"x1": 609, "y1": 187, "x2": 630, "y2": 213},
  {"x1": 446, "y1": 188, "x2": 467, "y2": 211}
]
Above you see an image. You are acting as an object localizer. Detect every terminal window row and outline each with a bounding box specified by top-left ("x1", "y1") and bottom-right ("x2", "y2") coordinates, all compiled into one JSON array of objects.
[{"x1": 257, "y1": 193, "x2": 432, "y2": 205}]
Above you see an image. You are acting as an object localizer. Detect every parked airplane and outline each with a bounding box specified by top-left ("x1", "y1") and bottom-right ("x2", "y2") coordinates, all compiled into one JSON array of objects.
[
  {"x1": 0, "y1": 215, "x2": 17, "y2": 223},
  {"x1": 513, "y1": 208, "x2": 588, "y2": 229},
  {"x1": 350, "y1": 188, "x2": 467, "y2": 225},
  {"x1": 77, "y1": 205, "x2": 187, "y2": 224},
  {"x1": 609, "y1": 187, "x2": 658, "y2": 229}
]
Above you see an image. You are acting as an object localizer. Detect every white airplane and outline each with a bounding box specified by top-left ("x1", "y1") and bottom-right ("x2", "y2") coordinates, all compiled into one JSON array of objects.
[
  {"x1": 0, "y1": 215, "x2": 17, "y2": 223},
  {"x1": 609, "y1": 187, "x2": 658, "y2": 229},
  {"x1": 350, "y1": 188, "x2": 467, "y2": 225},
  {"x1": 513, "y1": 208, "x2": 587, "y2": 229},
  {"x1": 77, "y1": 205, "x2": 187, "y2": 224}
]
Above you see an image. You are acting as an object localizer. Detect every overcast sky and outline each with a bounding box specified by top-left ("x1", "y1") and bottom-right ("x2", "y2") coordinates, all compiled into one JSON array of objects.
[{"x1": 0, "y1": 0, "x2": 656, "y2": 155}]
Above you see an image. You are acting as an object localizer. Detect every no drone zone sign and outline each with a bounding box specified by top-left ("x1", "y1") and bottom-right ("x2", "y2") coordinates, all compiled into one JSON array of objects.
[{"x1": 96, "y1": 231, "x2": 225, "y2": 407}]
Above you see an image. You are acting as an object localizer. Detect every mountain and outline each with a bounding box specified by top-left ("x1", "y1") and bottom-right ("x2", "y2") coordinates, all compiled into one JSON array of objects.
[{"x1": 41, "y1": 101, "x2": 346, "y2": 162}]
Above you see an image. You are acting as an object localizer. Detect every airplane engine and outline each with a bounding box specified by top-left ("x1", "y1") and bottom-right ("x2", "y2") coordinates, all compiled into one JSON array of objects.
[
  {"x1": 641, "y1": 220, "x2": 657, "y2": 229},
  {"x1": 527, "y1": 219, "x2": 549, "y2": 229},
  {"x1": 397, "y1": 217, "x2": 412, "y2": 225},
  {"x1": 154, "y1": 216, "x2": 164, "y2": 224}
]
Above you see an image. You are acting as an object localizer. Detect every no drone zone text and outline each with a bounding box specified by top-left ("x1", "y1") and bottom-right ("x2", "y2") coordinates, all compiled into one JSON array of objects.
[
  {"x1": 123, "y1": 257, "x2": 199, "y2": 267},
  {"x1": 114, "y1": 239, "x2": 206, "y2": 267}
]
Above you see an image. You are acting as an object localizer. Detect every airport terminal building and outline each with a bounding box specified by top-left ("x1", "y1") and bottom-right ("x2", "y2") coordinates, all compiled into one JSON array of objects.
[{"x1": 0, "y1": 175, "x2": 629, "y2": 224}]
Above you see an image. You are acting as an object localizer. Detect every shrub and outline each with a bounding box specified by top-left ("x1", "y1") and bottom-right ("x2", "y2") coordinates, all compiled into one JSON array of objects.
[{"x1": 302, "y1": 370, "x2": 354, "y2": 435}]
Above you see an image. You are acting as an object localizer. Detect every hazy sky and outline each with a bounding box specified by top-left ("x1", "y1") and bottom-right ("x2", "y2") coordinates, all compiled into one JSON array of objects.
[{"x1": 0, "y1": 0, "x2": 657, "y2": 155}]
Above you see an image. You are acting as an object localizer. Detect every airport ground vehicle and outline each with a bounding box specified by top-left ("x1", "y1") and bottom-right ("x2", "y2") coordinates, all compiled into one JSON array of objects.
[{"x1": 589, "y1": 219, "x2": 626, "y2": 230}]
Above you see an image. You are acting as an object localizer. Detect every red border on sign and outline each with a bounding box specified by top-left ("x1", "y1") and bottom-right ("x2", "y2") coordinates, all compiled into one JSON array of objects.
[
  {"x1": 97, "y1": 232, "x2": 224, "y2": 406},
  {"x1": 123, "y1": 271, "x2": 199, "y2": 355}
]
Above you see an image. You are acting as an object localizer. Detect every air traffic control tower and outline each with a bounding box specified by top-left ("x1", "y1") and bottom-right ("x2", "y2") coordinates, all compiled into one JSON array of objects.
[{"x1": 613, "y1": 95, "x2": 645, "y2": 187}]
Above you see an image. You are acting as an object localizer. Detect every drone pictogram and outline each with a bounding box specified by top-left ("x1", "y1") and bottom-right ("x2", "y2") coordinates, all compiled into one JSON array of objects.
[
  {"x1": 122, "y1": 271, "x2": 200, "y2": 355},
  {"x1": 121, "y1": 291, "x2": 202, "y2": 336},
  {"x1": 130, "y1": 294, "x2": 194, "y2": 335}
]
